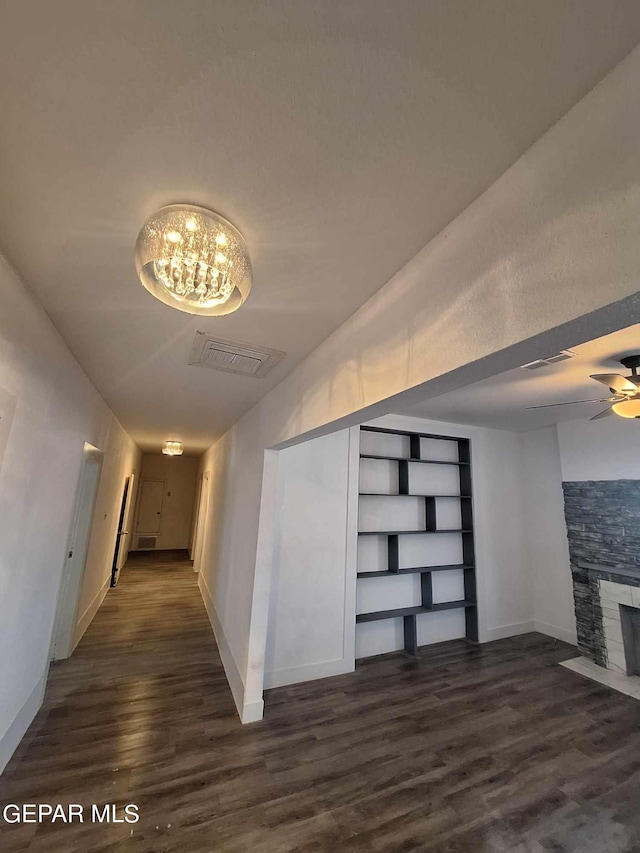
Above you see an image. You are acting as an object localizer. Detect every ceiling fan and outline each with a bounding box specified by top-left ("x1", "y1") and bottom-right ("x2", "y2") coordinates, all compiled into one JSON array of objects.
[{"x1": 527, "y1": 355, "x2": 640, "y2": 420}]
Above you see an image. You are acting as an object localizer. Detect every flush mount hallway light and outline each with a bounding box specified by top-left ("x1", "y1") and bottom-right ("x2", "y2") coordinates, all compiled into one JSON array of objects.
[
  {"x1": 162, "y1": 441, "x2": 184, "y2": 456},
  {"x1": 135, "y1": 204, "x2": 252, "y2": 316}
]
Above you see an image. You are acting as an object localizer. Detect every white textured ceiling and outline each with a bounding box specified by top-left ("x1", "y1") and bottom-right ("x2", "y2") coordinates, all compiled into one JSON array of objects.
[
  {"x1": 398, "y1": 325, "x2": 640, "y2": 432},
  {"x1": 2, "y1": 2, "x2": 640, "y2": 452}
]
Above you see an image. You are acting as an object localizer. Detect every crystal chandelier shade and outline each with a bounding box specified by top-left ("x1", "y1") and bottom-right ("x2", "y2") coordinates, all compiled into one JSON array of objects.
[
  {"x1": 135, "y1": 205, "x2": 252, "y2": 316},
  {"x1": 162, "y1": 440, "x2": 184, "y2": 456}
]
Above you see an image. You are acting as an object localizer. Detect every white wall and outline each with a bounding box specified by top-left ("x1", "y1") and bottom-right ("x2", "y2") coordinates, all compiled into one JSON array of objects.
[
  {"x1": 263, "y1": 429, "x2": 356, "y2": 688},
  {"x1": 198, "y1": 46, "x2": 640, "y2": 721},
  {"x1": 0, "y1": 253, "x2": 139, "y2": 773},
  {"x1": 558, "y1": 416, "x2": 640, "y2": 482},
  {"x1": 520, "y1": 426, "x2": 575, "y2": 645},
  {"x1": 262, "y1": 415, "x2": 542, "y2": 685},
  {"x1": 260, "y1": 416, "x2": 582, "y2": 687},
  {"x1": 523, "y1": 415, "x2": 640, "y2": 645},
  {"x1": 133, "y1": 453, "x2": 198, "y2": 551},
  {"x1": 198, "y1": 418, "x2": 267, "y2": 721}
]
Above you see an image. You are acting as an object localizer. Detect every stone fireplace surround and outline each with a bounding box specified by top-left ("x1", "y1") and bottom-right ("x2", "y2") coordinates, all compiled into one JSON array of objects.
[
  {"x1": 562, "y1": 480, "x2": 640, "y2": 696},
  {"x1": 570, "y1": 562, "x2": 640, "y2": 668}
]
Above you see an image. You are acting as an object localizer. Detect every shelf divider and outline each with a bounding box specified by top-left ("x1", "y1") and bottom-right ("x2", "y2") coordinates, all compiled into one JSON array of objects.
[
  {"x1": 360, "y1": 454, "x2": 469, "y2": 466},
  {"x1": 357, "y1": 563, "x2": 474, "y2": 579},
  {"x1": 388, "y1": 535, "x2": 399, "y2": 574},
  {"x1": 358, "y1": 493, "x2": 472, "y2": 498},
  {"x1": 355, "y1": 600, "x2": 477, "y2": 623},
  {"x1": 358, "y1": 529, "x2": 472, "y2": 536},
  {"x1": 404, "y1": 615, "x2": 418, "y2": 656}
]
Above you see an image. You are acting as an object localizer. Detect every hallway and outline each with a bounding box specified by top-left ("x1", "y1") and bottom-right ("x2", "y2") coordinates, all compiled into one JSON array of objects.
[
  {"x1": 2, "y1": 554, "x2": 640, "y2": 851},
  {"x1": 0, "y1": 551, "x2": 240, "y2": 851}
]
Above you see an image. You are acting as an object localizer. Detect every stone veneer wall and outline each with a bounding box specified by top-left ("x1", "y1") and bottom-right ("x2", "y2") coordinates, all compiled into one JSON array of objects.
[{"x1": 562, "y1": 480, "x2": 640, "y2": 666}]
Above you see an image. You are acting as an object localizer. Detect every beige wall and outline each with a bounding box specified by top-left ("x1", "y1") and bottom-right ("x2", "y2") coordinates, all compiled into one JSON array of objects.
[
  {"x1": 133, "y1": 454, "x2": 198, "y2": 551},
  {"x1": 520, "y1": 426, "x2": 575, "y2": 647},
  {"x1": 75, "y1": 417, "x2": 141, "y2": 634}
]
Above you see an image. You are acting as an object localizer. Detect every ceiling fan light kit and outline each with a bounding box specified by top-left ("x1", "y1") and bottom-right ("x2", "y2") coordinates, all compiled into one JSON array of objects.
[
  {"x1": 612, "y1": 398, "x2": 640, "y2": 419},
  {"x1": 526, "y1": 354, "x2": 640, "y2": 421},
  {"x1": 591, "y1": 355, "x2": 640, "y2": 419}
]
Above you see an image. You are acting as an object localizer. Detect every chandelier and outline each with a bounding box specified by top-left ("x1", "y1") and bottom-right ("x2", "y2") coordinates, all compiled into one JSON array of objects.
[
  {"x1": 135, "y1": 204, "x2": 252, "y2": 316},
  {"x1": 162, "y1": 441, "x2": 184, "y2": 456}
]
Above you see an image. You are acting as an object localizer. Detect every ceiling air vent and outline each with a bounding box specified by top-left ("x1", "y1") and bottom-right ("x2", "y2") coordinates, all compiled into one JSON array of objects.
[
  {"x1": 188, "y1": 332, "x2": 286, "y2": 378},
  {"x1": 522, "y1": 350, "x2": 576, "y2": 370}
]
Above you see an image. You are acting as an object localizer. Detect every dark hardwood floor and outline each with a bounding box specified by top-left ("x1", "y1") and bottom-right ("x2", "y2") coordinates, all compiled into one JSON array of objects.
[{"x1": 2, "y1": 552, "x2": 640, "y2": 852}]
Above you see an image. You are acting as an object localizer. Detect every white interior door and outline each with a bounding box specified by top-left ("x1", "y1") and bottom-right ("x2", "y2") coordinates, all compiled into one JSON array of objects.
[
  {"x1": 118, "y1": 472, "x2": 136, "y2": 569},
  {"x1": 193, "y1": 471, "x2": 210, "y2": 572},
  {"x1": 51, "y1": 444, "x2": 103, "y2": 660},
  {"x1": 136, "y1": 480, "x2": 164, "y2": 534}
]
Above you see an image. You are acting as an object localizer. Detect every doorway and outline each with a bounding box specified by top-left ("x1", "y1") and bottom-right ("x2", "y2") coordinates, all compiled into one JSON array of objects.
[
  {"x1": 110, "y1": 473, "x2": 135, "y2": 587},
  {"x1": 191, "y1": 471, "x2": 210, "y2": 572},
  {"x1": 50, "y1": 443, "x2": 103, "y2": 661},
  {"x1": 135, "y1": 478, "x2": 165, "y2": 545}
]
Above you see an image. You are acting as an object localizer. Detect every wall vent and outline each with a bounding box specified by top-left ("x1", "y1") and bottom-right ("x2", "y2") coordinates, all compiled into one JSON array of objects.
[
  {"x1": 522, "y1": 350, "x2": 576, "y2": 370},
  {"x1": 137, "y1": 536, "x2": 157, "y2": 549},
  {"x1": 188, "y1": 332, "x2": 286, "y2": 378}
]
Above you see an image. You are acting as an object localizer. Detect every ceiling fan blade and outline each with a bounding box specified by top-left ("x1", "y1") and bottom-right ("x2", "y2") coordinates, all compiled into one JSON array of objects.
[
  {"x1": 526, "y1": 398, "x2": 616, "y2": 410},
  {"x1": 590, "y1": 407, "x2": 615, "y2": 421},
  {"x1": 590, "y1": 374, "x2": 637, "y2": 394}
]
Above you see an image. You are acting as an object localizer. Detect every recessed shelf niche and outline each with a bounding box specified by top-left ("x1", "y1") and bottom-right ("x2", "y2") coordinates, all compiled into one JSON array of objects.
[{"x1": 356, "y1": 425, "x2": 478, "y2": 658}]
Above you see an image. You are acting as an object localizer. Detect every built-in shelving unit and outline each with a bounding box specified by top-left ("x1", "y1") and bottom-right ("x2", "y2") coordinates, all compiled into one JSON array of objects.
[{"x1": 356, "y1": 425, "x2": 478, "y2": 657}]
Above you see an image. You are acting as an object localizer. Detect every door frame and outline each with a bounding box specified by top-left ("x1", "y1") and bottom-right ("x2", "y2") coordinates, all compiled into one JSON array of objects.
[
  {"x1": 110, "y1": 472, "x2": 136, "y2": 586},
  {"x1": 192, "y1": 470, "x2": 210, "y2": 573},
  {"x1": 50, "y1": 442, "x2": 103, "y2": 661}
]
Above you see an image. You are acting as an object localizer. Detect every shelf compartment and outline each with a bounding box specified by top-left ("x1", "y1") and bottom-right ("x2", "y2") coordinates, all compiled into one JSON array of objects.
[
  {"x1": 356, "y1": 600, "x2": 476, "y2": 623},
  {"x1": 358, "y1": 529, "x2": 472, "y2": 536},
  {"x1": 357, "y1": 564, "x2": 473, "y2": 579},
  {"x1": 360, "y1": 454, "x2": 469, "y2": 466}
]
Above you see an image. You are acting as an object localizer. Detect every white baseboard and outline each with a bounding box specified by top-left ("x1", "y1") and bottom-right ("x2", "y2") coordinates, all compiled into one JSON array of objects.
[
  {"x1": 240, "y1": 699, "x2": 265, "y2": 723},
  {"x1": 198, "y1": 573, "x2": 264, "y2": 724},
  {"x1": 534, "y1": 620, "x2": 577, "y2": 646},
  {"x1": 480, "y1": 620, "x2": 536, "y2": 643},
  {"x1": 480, "y1": 619, "x2": 577, "y2": 646},
  {"x1": 0, "y1": 674, "x2": 46, "y2": 775},
  {"x1": 71, "y1": 575, "x2": 110, "y2": 652},
  {"x1": 263, "y1": 658, "x2": 355, "y2": 690}
]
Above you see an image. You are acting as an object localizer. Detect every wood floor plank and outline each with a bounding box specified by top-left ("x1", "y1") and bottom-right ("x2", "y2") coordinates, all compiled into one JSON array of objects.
[{"x1": 1, "y1": 551, "x2": 640, "y2": 852}]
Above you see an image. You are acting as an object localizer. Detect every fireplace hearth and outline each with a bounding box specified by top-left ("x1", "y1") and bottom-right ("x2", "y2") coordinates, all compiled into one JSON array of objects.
[{"x1": 620, "y1": 604, "x2": 640, "y2": 677}]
